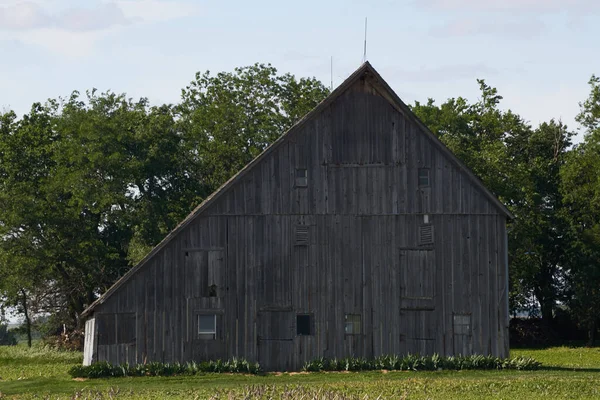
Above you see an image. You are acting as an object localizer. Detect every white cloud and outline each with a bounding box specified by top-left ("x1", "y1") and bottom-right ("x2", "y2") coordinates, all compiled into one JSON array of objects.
[
  {"x1": 0, "y1": 1, "x2": 49, "y2": 30},
  {"x1": 418, "y1": 0, "x2": 600, "y2": 13},
  {"x1": 431, "y1": 17, "x2": 546, "y2": 38},
  {"x1": 0, "y1": 1, "x2": 130, "y2": 32},
  {"x1": 14, "y1": 28, "x2": 105, "y2": 57},
  {"x1": 382, "y1": 64, "x2": 498, "y2": 82},
  {"x1": 0, "y1": 0, "x2": 200, "y2": 57},
  {"x1": 116, "y1": 0, "x2": 200, "y2": 23},
  {"x1": 56, "y1": 3, "x2": 129, "y2": 31}
]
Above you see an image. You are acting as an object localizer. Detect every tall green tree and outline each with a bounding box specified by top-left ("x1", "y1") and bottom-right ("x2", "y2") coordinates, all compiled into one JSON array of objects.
[
  {"x1": 0, "y1": 64, "x2": 329, "y2": 330},
  {"x1": 507, "y1": 120, "x2": 572, "y2": 320},
  {"x1": 412, "y1": 81, "x2": 572, "y2": 320},
  {"x1": 0, "y1": 106, "x2": 59, "y2": 341},
  {"x1": 561, "y1": 75, "x2": 600, "y2": 344},
  {"x1": 177, "y1": 63, "x2": 329, "y2": 191}
]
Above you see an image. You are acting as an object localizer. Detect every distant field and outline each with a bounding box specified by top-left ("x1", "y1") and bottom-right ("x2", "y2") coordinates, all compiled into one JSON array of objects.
[{"x1": 0, "y1": 345, "x2": 599, "y2": 399}]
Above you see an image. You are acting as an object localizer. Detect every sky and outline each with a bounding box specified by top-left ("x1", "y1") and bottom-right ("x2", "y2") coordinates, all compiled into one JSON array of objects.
[{"x1": 0, "y1": 0, "x2": 599, "y2": 142}]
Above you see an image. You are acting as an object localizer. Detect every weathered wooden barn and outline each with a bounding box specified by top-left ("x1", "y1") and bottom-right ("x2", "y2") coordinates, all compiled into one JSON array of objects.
[{"x1": 81, "y1": 62, "x2": 512, "y2": 371}]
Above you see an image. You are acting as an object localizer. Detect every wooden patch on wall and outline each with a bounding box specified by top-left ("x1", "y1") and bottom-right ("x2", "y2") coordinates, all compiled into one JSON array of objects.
[{"x1": 400, "y1": 249, "x2": 435, "y2": 310}]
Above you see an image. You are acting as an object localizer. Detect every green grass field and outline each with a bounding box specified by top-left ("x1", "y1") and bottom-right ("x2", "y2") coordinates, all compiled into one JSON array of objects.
[{"x1": 0, "y1": 345, "x2": 599, "y2": 399}]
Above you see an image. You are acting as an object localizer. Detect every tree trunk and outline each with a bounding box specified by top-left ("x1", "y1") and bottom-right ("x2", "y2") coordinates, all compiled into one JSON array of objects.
[
  {"x1": 588, "y1": 319, "x2": 597, "y2": 347},
  {"x1": 69, "y1": 294, "x2": 87, "y2": 329},
  {"x1": 534, "y1": 287, "x2": 554, "y2": 322},
  {"x1": 534, "y1": 268, "x2": 555, "y2": 322},
  {"x1": 20, "y1": 289, "x2": 32, "y2": 348},
  {"x1": 539, "y1": 299, "x2": 554, "y2": 322}
]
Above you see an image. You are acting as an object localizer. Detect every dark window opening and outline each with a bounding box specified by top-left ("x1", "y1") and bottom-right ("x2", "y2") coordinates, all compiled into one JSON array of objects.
[
  {"x1": 418, "y1": 168, "x2": 430, "y2": 187},
  {"x1": 208, "y1": 284, "x2": 218, "y2": 297},
  {"x1": 295, "y1": 168, "x2": 308, "y2": 187},
  {"x1": 296, "y1": 314, "x2": 311, "y2": 335}
]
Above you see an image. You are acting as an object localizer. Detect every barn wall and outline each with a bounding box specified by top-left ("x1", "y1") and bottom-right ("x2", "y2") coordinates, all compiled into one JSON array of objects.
[{"x1": 91, "y1": 75, "x2": 509, "y2": 369}]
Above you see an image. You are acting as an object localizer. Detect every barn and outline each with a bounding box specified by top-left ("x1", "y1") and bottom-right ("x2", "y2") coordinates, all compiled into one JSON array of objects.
[{"x1": 81, "y1": 62, "x2": 512, "y2": 371}]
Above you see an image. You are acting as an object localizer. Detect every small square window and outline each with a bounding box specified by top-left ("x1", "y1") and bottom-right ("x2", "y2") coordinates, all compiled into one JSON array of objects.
[
  {"x1": 296, "y1": 314, "x2": 311, "y2": 336},
  {"x1": 295, "y1": 169, "x2": 308, "y2": 187},
  {"x1": 453, "y1": 314, "x2": 471, "y2": 335},
  {"x1": 344, "y1": 314, "x2": 361, "y2": 335},
  {"x1": 418, "y1": 168, "x2": 430, "y2": 187},
  {"x1": 198, "y1": 315, "x2": 216, "y2": 340}
]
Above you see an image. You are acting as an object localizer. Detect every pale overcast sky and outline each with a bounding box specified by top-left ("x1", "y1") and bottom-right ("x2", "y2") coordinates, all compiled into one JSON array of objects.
[{"x1": 1, "y1": 0, "x2": 598, "y2": 142}]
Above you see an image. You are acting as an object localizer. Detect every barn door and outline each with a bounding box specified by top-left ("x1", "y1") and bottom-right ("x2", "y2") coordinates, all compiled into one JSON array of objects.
[
  {"x1": 256, "y1": 311, "x2": 294, "y2": 371},
  {"x1": 399, "y1": 249, "x2": 436, "y2": 355},
  {"x1": 400, "y1": 310, "x2": 436, "y2": 355},
  {"x1": 399, "y1": 249, "x2": 435, "y2": 310},
  {"x1": 185, "y1": 249, "x2": 225, "y2": 298}
]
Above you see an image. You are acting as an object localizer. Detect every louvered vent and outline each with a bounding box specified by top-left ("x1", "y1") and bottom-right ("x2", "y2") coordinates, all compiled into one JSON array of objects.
[
  {"x1": 419, "y1": 224, "x2": 434, "y2": 246},
  {"x1": 295, "y1": 225, "x2": 309, "y2": 246}
]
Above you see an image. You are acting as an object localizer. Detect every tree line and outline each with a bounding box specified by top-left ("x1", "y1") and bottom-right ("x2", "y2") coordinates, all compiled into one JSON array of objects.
[{"x1": 0, "y1": 64, "x2": 599, "y2": 345}]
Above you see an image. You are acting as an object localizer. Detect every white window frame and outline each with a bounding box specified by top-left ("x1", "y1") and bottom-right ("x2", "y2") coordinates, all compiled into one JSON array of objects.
[
  {"x1": 344, "y1": 314, "x2": 361, "y2": 335},
  {"x1": 295, "y1": 168, "x2": 308, "y2": 188},
  {"x1": 418, "y1": 168, "x2": 430, "y2": 187},
  {"x1": 198, "y1": 314, "x2": 217, "y2": 340},
  {"x1": 453, "y1": 313, "x2": 471, "y2": 336}
]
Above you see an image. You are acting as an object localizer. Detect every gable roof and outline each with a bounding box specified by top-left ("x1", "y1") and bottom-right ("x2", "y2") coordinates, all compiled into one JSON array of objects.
[{"x1": 81, "y1": 62, "x2": 513, "y2": 318}]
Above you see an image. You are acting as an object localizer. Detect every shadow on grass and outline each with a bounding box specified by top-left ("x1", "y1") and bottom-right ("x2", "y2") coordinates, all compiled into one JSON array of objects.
[
  {"x1": 511, "y1": 341, "x2": 600, "y2": 350},
  {"x1": 539, "y1": 366, "x2": 600, "y2": 373},
  {"x1": 0, "y1": 378, "x2": 80, "y2": 395}
]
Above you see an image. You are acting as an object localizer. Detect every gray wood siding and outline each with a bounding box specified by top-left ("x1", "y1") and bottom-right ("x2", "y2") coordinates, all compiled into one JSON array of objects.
[{"x1": 90, "y1": 76, "x2": 509, "y2": 370}]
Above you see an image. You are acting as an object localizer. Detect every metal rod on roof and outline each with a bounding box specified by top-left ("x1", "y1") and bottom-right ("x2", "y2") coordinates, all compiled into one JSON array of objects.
[
  {"x1": 330, "y1": 56, "x2": 333, "y2": 90},
  {"x1": 363, "y1": 17, "x2": 368, "y2": 63}
]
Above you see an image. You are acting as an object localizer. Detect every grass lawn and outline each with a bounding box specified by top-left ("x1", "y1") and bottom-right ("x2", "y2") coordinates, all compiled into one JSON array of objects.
[{"x1": 0, "y1": 345, "x2": 599, "y2": 399}]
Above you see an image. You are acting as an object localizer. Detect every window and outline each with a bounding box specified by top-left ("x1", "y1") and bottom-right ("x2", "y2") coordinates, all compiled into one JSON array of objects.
[
  {"x1": 344, "y1": 314, "x2": 361, "y2": 335},
  {"x1": 295, "y1": 168, "x2": 308, "y2": 187},
  {"x1": 453, "y1": 314, "x2": 471, "y2": 335},
  {"x1": 296, "y1": 314, "x2": 311, "y2": 336},
  {"x1": 198, "y1": 315, "x2": 217, "y2": 340},
  {"x1": 418, "y1": 168, "x2": 430, "y2": 187}
]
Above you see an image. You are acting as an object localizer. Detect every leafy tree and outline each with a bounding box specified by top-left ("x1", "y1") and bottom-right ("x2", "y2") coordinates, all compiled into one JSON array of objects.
[
  {"x1": 412, "y1": 81, "x2": 572, "y2": 321},
  {"x1": 506, "y1": 120, "x2": 572, "y2": 320},
  {"x1": 177, "y1": 63, "x2": 329, "y2": 192},
  {"x1": 0, "y1": 105, "x2": 59, "y2": 344},
  {"x1": 560, "y1": 75, "x2": 600, "y2": 344},
  {"x1": 0, "y1": 64, "x2": 329, "y2": 331},
  {"x1": 0, "y1": 323, "x2": 17, "y2": 346}
]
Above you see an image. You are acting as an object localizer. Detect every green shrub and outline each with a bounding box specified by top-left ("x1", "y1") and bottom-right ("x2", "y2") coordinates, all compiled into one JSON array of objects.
[
  {"x1": 302, "y1": 354, "x2": 541, "y2": 372},
  {"x1": 68, "y1": 358, "x2": 262, "y2": 379},
  {"x1": 0, "y1": 324, "x2": 17, "y2": 346}
]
